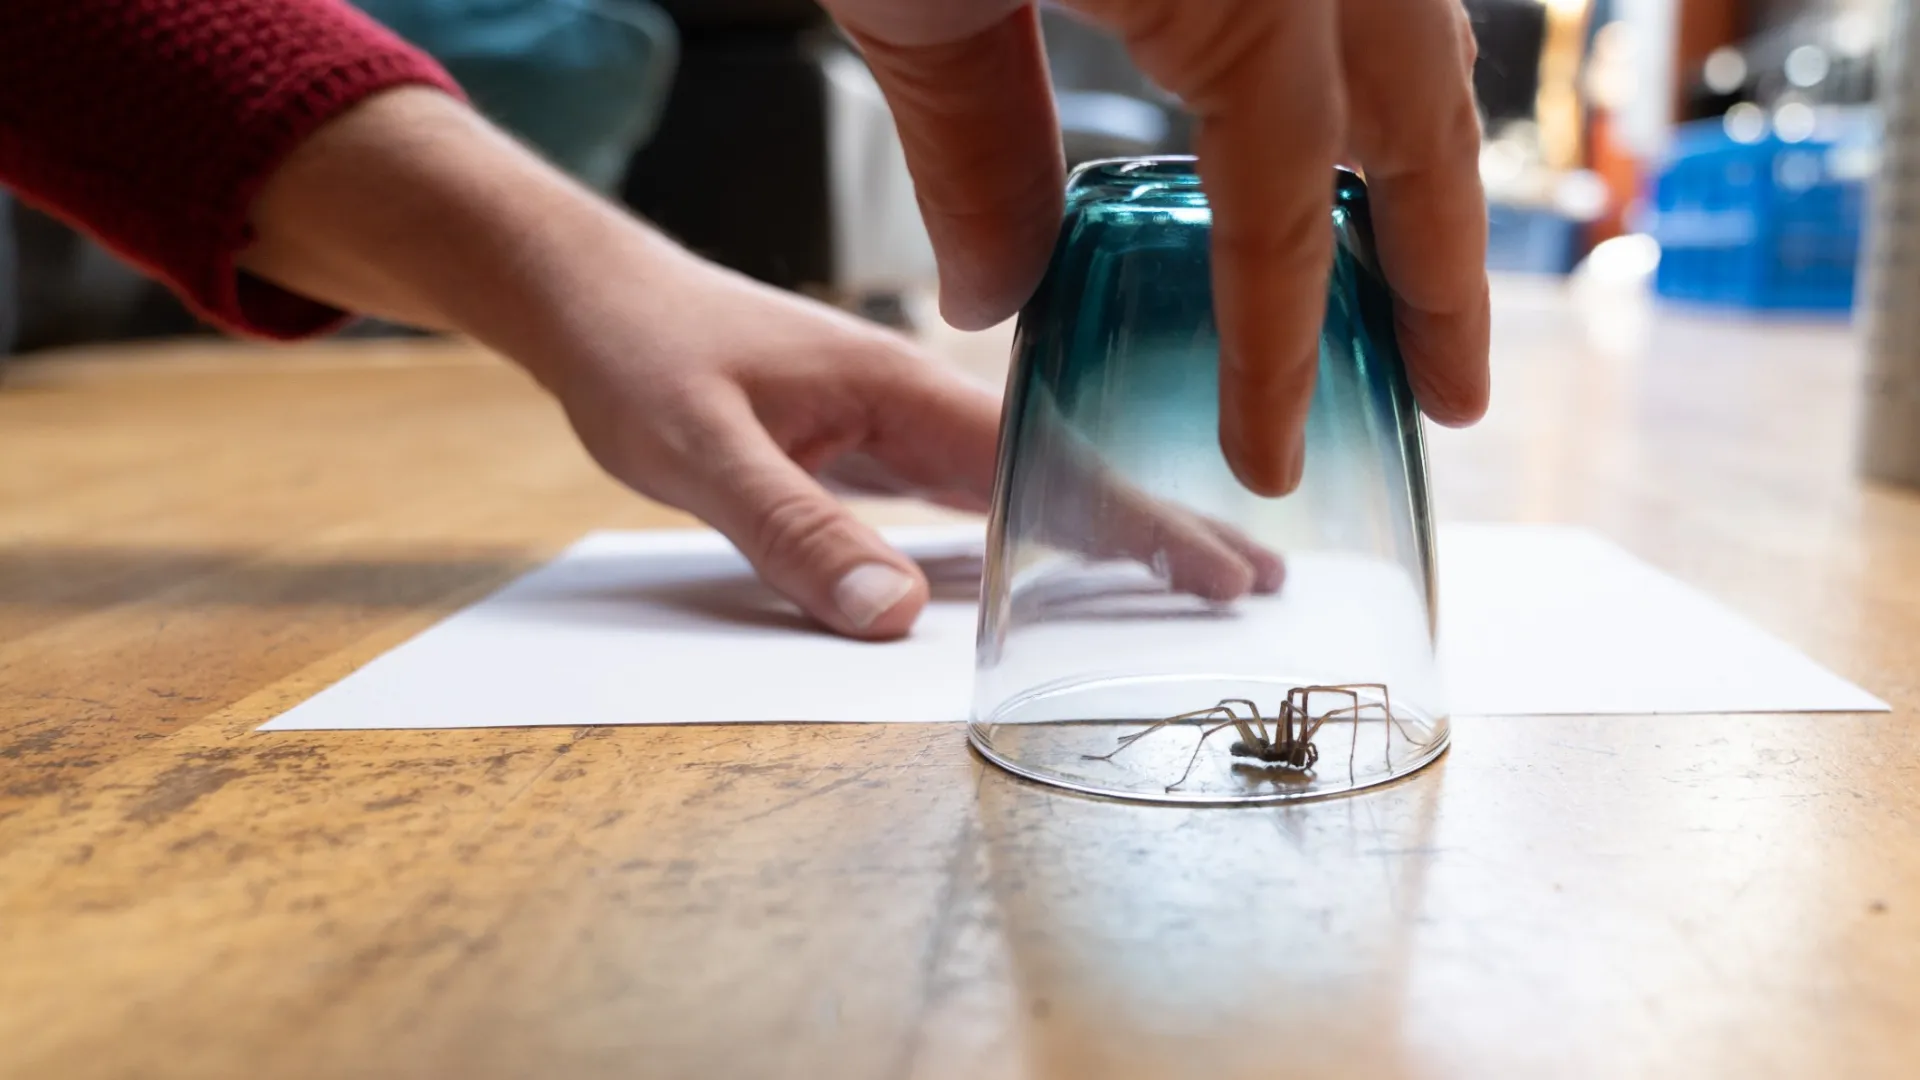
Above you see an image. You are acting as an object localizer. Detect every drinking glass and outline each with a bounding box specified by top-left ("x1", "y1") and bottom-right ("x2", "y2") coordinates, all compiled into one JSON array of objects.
[{"x1": 970, "y1": 157, "x2": 1448, "y2": 804}]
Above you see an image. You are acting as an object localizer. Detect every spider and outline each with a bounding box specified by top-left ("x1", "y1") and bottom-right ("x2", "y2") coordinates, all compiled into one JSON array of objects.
[{"x1": 1084, "y1": 684, "x2": 1401, "y2": 792}]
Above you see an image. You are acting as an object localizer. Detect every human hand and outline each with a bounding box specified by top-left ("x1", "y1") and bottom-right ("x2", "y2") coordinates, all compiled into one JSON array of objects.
[
  {"x1": 242, "y1": 87, "x2": 1279, "y2": 639},
  {"x1": 817, "y1": 0, "x2": 1491, "y2": 495},
  {"x1": 545, "y1": 246, "x2": 1281, "y2": 638}
]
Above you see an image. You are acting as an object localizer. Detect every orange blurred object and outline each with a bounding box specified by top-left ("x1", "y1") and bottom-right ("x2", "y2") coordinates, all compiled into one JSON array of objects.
[{"x1": 1583, "y1": 104, "x2": 1641, "y2": 246}]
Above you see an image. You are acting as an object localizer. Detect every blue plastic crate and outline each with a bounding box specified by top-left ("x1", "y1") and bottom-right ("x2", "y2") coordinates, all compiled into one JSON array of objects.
[
  {"x1": 1646, "y1": 116, "x2": 1874, "y2": 312},
  {"x1": 1486, "y1": 201, "x2": 1585, "y2": 275}
]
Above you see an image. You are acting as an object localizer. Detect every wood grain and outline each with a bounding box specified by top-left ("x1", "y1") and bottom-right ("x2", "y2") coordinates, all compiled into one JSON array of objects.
[{"x1": 2, "y1": 279, "x2": 1916, "y2": 1079}]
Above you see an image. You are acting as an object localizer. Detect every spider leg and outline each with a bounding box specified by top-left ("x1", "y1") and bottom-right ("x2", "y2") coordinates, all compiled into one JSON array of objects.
[
  {"x1": 1320, "y1": 685, "x2": 1419, "y2": 768},
  {"x1": 1326, "y1": 685, "x2": 1391, "y2": 742},
  {"x1": 1334, "y1": 684, "x2": 1416, "y2": 763},
  {"x1": 1290, "y1": 699, "x2": 1315, "y2": 760},
  {"x1": 1342, "y1": 702, "x2": 1363, "y2": 782},
  {"x1": 1320, "y1": 684, "x2": 1367, "y2": 776},
  {"x1": 1296, "y1": 687, "x2": 1360, "y2": 744},
  {"x1": 1167, "y1": 718, "x2": 1245, "y2": 792},
  {"x1": 1217, "y1": 698, "x2": 1267, "y2": 747},
  {"x1": 1332, "y1": 683, "x2": 1390, "y2": 701},
  {"x1": 1082, "y1": 706, "x2": 1232, "y2": 762},
  {"x1": 1281, "y1": 688, "x2": 1312, "y2": 759},
  {"x1": 1376, "y1": 704, "x2": 1423, "y2": 764}
]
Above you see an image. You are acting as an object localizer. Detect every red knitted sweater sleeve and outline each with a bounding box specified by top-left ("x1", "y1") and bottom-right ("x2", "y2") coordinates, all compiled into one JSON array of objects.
[{"x1": 0, "y1": 0, "x2": 463, "y2": 340}]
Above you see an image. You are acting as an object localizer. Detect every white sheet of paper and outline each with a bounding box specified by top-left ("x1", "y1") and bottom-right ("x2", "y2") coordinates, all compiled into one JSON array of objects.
[{"x1": 260, "y1": 523, "x2": 1886, "y2": 731}]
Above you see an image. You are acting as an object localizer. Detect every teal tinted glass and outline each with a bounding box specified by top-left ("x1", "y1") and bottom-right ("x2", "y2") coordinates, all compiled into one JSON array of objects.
[{"x1": 971, "y1": 158, "x2": 1447, "y2": 804}]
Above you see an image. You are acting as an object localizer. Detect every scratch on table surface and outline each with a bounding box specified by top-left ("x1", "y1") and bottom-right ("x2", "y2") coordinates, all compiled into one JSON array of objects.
[
  {"x1": 894, "y1": 803, "x2": 986, "y2": 1080},
  {"x1": 730, "y1": 771, "x2": 874, "y2": 826},
  {"x1": 363, "y1": 790, "x2": 422, "y2": 813},
  {"x1": 1546, "y1": 740, "x2": 1622, "y2": 757},
  {"x1": 122, "y1": 760, "x2": 249, "y2": 825},
  {"x1": 1, "y1": 723, "x2": 72, "y2": 759}
]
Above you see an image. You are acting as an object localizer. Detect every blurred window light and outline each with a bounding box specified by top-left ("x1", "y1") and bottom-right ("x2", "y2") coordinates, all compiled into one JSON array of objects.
[
  {"x1": 1832, "y1": 12, "x2": 1877, "y2": 58},
  {"x1": 1774, "y1": 100, "x2": 1817, "y2": 143},
  {"x1": 1583, "y1": 233, "x2": 1661, "y2": 284},
  {"x1": 1704, "y1": 47, "x2": 1747, "y2": 94},
  {"x1": 1552, "y1": 169, "x2": 1611, "y2": 222},
  {"x1": 1785, "y1": 44, "x2": 1831, "y2": 88},
  {"x1": 1585, "y1": 20, "x2": 1637, "y2": 111},
  {"x1": 1479, "y1": 139, "x2": 1528, "y2": 190},
  {"x1": 1828, "y1": 143, "x2": 1881, "y2": 182},
  {"x1": 1775, "y1": 150, "x2": 1824, "y2": 191},
  {"x1": 1725, "y1": 102, "x2": 1768, "y2": 143}
]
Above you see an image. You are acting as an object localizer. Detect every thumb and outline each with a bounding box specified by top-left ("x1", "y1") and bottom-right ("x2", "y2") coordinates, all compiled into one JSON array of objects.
[{"x1": 687, "y1": 426, "x2": 930, "y2": 641}]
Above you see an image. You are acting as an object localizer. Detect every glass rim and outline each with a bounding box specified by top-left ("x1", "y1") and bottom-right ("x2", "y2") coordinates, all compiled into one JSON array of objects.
[{"x1": 1064, "y1": 155, "x2": 1368, "y2": 202}]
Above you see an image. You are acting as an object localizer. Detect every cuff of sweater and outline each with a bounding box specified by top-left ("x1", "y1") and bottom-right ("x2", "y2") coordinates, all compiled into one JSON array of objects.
[{"x1": 194, "y1": 50, "x2": 466, "y2": 341}]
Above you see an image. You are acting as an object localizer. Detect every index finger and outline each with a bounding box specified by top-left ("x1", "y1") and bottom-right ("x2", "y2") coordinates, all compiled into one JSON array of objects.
[
  {"x1": 834, "y1": 3, "x2": 1067, "y2": 330},
  {"x1": 1070, "y1": 0, "x2": 1345, "y2": 496},
  {"x1": 1342, "y1": 0, "x2": 1490, "y2": 426}
]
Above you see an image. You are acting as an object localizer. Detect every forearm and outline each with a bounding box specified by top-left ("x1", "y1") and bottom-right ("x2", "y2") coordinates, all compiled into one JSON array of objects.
[
  {"x1": 237, "y1": 87, "x2": 681, "y2": 391},
  {"x1": 0, "y1": 0, "x2": 460, "y2": 339}
]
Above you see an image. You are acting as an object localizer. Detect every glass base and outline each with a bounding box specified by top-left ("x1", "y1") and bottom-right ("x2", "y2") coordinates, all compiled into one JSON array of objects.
[{"x1": 970, "y1": 674, "x2": 1449, "y2": 805}]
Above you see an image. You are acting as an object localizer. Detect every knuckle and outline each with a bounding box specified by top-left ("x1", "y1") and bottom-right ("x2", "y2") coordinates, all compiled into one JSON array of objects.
[
  {"x1": 750, "y1": 489, "x2": 846, "y2": 569},
  {"x1": 915, "y1": 142, "x2": 1065, "y2": 224},
  {"x1": 1270, "y1": 105, "x2": 1346, "y2": 163},
  {"x1": 1210, "y1": 207, "x2": 1332, "y2": 280},
  {"x1": 1115, "y1": 3, "x2": 1274, "y2": 110},
  {"x1": 1438, "y1": 94, "x2": 1485, "y2": 155},
  {"x1": 1453, "y1": 7, "x2": 1480, "y2": 68},
  {"x1": 1345, "y1": 1, "x2": 1482, "y2": 164},
  {"x1": 1221, "y1": 356, "x2": 1318, "y2": 413},
  {"x1": 1365, "y1": 86, "x2": 1482, "y2": 173},
  {"x1": 1429, "y1": 8, "x2": 1486, "y2": 148}
]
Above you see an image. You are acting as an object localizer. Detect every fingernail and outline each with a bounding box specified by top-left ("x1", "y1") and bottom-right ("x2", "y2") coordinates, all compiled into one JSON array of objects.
[
  {"x1": 832, "y1": 562, "x2": 916, "y2": 630},
  {"x1": 1282, "y1": 431, "x2": 1307, "y2": 494},
  {"x1": 1253, "y1": 552, "x2": 1287, "y2": 594}
]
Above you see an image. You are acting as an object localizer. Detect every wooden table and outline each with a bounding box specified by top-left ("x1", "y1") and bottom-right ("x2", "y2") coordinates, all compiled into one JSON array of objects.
[{"x1": 2, "y1": 279, "x2": 1916, "y2": 1079}]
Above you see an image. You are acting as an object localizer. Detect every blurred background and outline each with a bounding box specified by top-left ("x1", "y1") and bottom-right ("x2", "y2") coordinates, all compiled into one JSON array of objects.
[{"x1": 0, "y1": 0, "x2": 1897, "y2": 352}]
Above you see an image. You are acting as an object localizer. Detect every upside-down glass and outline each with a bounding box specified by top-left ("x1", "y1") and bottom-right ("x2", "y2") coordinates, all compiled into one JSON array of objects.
[{"x1": 969, "y1": 157, "x2": 1448, "y2": 804}]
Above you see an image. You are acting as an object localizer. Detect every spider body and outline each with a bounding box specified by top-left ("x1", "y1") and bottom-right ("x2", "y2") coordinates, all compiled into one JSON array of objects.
[
  {"x1": 1229, "y1": 736, "x2": 1318, "y2": 769},
  {"x1": 1085, "y1": 684, "x2": 1399, "y2": 791}
]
